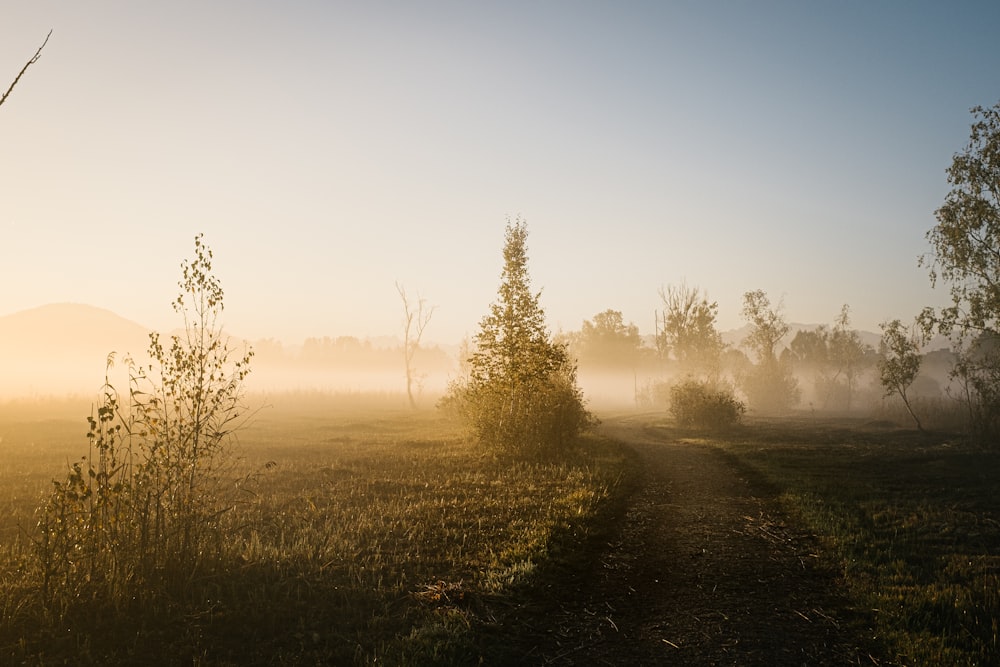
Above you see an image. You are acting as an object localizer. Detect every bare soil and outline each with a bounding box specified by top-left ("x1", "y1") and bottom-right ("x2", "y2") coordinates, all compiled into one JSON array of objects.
[{"x1": 476, "y1": 414, "x2": 886, "y2": 665}]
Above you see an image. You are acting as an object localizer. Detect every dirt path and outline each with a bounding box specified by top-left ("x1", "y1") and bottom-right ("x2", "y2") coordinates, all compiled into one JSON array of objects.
[{"x1": 480, "y1": 415, "x2": 882, "y2": 665}]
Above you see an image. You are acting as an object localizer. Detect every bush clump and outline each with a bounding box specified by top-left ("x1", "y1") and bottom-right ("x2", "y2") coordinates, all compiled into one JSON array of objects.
[{"x1": 669, "y1": 378, "x2": 745, "y2": 429}]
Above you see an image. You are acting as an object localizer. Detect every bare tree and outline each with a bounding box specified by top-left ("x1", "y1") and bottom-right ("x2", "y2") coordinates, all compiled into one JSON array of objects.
[
  {"x1": 1, "y1": 30, "x2": 52, "y2": 109},
  {"x1": 396, "y1": 282, "x2": 435, "y2": 408}
]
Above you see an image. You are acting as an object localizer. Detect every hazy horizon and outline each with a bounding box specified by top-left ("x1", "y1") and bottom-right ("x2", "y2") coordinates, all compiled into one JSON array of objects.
[
  {"x1": 0, "y1": 299, "x2": 903, "y2": 348},
  {"x1": 4, "y1": 3, "x2": 999, "y2": 344},
  {"x1": 0, "y1": 301, "x2": 953, "y2": 403}
]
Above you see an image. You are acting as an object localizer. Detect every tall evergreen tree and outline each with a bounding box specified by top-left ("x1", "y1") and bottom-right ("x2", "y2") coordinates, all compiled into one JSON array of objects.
[{"x1": 446, "y1": 217, "x2": 590, "y2": 456}]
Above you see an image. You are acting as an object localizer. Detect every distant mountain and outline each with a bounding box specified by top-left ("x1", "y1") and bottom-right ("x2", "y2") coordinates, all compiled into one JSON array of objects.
[
  {"x1": 0, "y1": 304, "x2": 457, "y2": 398},
  {"x1": 0, "y1": 303, "x2": 151, "y2": 355},
  {"x1": 0, "y1": 303, "x2": 152, "y2": 397}
]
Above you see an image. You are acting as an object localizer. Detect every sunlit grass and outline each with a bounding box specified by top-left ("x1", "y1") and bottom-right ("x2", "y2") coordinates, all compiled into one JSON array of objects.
[{"x1": 0, "y1": 397, "x2": 629, "y2": 664}]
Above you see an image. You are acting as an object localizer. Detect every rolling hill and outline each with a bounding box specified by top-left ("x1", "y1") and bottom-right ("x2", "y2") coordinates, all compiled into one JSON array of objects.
[{"x1": 0, "y1": 303, "x2": 152, "y2": 397}]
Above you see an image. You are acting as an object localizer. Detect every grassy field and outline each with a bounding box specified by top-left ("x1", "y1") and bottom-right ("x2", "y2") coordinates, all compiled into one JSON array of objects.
[
  {"x1": 2, "y1": 394, "x2": 996, "y2": 665},
  {"x1": 0, "y1": 393, "x2": 632, "y2": 665},
  {"x1": 676, "y1": 416, "x2": 1000, "y2": 666}
]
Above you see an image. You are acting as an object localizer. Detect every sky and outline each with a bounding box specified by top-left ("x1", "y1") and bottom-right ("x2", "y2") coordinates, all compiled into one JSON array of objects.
[{"x1": 2, "y1": 1, "x2": 999, "y2": 346}]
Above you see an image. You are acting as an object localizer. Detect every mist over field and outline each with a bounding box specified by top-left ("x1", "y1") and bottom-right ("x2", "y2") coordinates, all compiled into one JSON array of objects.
[{"x1": 0, "y1": 301, "x2": 958, "y2": 420}]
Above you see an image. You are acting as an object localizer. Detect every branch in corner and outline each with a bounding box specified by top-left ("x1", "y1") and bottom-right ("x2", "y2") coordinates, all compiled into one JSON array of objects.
[{"x1": 0, "y1": 29, "x2": 53, "y2": 109}]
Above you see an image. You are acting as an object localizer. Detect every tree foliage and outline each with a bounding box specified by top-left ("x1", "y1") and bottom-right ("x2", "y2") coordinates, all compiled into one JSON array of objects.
[
  {"x1": 920, "y1": 103, "x2": 1000, "y2": 439},
  {"x1": 444, "y1": 218, "x2": 591, "y2": 457},
  {"x1": 921, "y1": 103, "x2": 1000, "y2": 338},
  {"x1": 788, "y1": 327, "x2": 830, "y2": 368},
  {"x1": 575, "y1": 309, "x2": 642, "y2": 366},
  {"x1": 656, "y1": 282, "x2": 724, "y2": 376},
  {"x1": 740, "y1": 290, "x2": 789, "y2": 365}
]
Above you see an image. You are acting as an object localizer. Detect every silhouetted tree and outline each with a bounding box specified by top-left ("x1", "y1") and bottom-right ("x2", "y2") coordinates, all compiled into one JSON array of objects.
[
  {"x1": 787, "y1": 326, "x2": 835, "y2": 408},
  {"x1": 878, "y1": 319, "x2": 924, "y2": 431},
  {"x1": 656, "y1": 282, "x2": 723, "y2": 377},
  {"x1": 828, "y1": 305, "x2": 874, "y2": 411},
  {"x1": 740, "y1": 290, "x2": 789, "y2": 365},
  {"x1": 788, "y1": 327, "x2": 830, "y2": 368},
  {"x1": 1, "y1": 30, "x2": 51, "y2": 109},
  {"x1": 444, "y1": 217, "x2": 591, "y2": 456},
  {"x1": 575, "y1": 309, "x2": 642, "y2": 367},
  {"x1": 396, "y1": 282, "x2": 435, "y2": 408}
]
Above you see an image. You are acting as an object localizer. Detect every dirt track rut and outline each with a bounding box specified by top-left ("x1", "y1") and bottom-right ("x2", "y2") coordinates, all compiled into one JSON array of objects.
[{"x1": 486, "y1": 415, "x2": 882, "y2": 666}]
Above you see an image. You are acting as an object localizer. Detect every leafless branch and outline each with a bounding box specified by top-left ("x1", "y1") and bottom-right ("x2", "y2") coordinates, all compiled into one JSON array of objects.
[{"x1": 1, "y1": 29, "x2": 52, "y2": 109}]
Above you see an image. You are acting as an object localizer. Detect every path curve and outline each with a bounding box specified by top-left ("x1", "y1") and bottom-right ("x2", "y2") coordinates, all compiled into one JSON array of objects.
[{"x1": 485, "y1": 414, "x2": 882, "y2": 665}]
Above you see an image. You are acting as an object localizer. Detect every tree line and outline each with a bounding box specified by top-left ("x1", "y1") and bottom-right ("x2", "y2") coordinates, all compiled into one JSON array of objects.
[{"x1": 557, "y1": 103, "x2": 1000, "y2": 438}]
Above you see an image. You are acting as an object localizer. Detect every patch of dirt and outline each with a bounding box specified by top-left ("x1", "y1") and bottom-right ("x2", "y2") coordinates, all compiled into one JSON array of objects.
[{"x1": 477, "y1": 415, "x2": 886, "y2": 665}]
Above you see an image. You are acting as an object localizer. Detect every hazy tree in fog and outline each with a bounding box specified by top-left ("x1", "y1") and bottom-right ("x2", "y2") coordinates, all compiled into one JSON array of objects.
[
  {"x1": 739, "y1": 290, "x2": 799, "y2": 412},
  {"x1": 396, "y1": 282, "x2": 435, "y2": 409},
  {"x1": 740, "y1": 290, "x2": 789, "y2": 364},
  {"x1": 443, "y1": 217, "x2": 590, "y2": 456},
  {"x1": 947, "y1": 332, "x2": 1000, "y2": 437},
  {"x1": 1, "y1": 30, "x2": 51, "y2": 109},
  {"x1": 656, "y1": 282, "x2": 724, "y2": 376},
  {"x1": 785, "y1": 309, "x2": 873, "y2": 411},
  {"x1": 657, "y1": 284, "x2": 742, "y2": 427},
  {"x1": 788, "y1": 327, "x2": 829, "y2": 367},
  {"x1": 787, "y1": 326, "x2": 834, "y2": 408},
  {"x1": 575, "y1": 309, "x2": 642, "y2": 366},
  {"x1": 919, "y1": 103, "x2": 1000, "y2": 438},
  {"x1": 878, "y1": 319, "x2": 924, "y2": 431},
  {"x1": 828, "y1": 305, "x2": 874, "y2": 411}
]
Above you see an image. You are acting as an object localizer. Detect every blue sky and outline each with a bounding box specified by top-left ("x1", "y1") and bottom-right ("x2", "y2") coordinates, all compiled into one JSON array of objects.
[{"x1": 2, "y1": 2, "x2": 998, "y2": 344}]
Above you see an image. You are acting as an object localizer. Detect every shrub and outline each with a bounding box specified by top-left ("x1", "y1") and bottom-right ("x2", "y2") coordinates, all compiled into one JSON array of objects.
[
  {"x1": 669, "y1": 378, "x2": 745, "y2": 429},
  {"x1": 448, "y1": 361, "x2": 594, "y2": 458},
  {"x1": 739, "y1": 362, "x2": 801, "y2": 413},
  {"x1": 34, "y1": 235, "x2": 253, "y2": 614}
]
